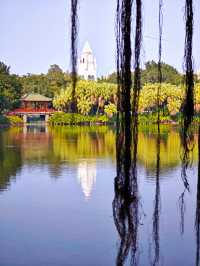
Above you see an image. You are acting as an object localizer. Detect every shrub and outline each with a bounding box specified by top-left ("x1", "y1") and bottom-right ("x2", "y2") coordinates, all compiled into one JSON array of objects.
[
  {"x1": 138, "y1": 113, "x2": 173, "y2": 124},
  {"x1": 0, "y1": 115, "x2": 23, "y2": 126},
  {"x1": 7, "y1": 115, "x2": 23, "y2": 125},
  {"x1": 48, "y1": 112, "x2": 109, "y2": 125},
  {"x1": 104, "y1": 103, "x2": 117, "y2": 118},
  {"x1": 0, "y1": 115, "x2": 10, "y2": 125}
]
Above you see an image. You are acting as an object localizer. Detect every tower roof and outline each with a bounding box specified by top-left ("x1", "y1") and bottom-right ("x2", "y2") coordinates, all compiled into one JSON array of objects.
[{"x1": 82, "y1": 41, "x2": 93, "y2": 54}]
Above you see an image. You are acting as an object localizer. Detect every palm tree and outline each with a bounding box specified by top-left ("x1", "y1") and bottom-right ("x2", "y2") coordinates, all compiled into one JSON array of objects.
[{"x1": 0, "y1": 62, "x2": 10, "y2": 75}]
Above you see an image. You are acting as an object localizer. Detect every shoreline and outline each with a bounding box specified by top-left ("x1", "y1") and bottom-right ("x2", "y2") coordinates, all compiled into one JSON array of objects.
[{"x1": 0, "y1": 120, "x2": 180, "y2": 128}]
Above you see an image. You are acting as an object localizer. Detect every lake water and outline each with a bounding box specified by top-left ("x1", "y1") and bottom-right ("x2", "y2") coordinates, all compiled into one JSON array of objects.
[{"x1": 0, "y1": 125, "x2": 199, "y2": 266}]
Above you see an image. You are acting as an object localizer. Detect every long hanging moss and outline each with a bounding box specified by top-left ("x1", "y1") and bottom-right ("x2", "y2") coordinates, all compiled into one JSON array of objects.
[
  {"x1": 70, "y1": 0, "x2": 78, "y2": 112},
  {"x1": 157, "y1": 0, "x2": 163, "y2": 124},
  {"x1": 151, "y1": 1, "x2": 162, "y2": 265},
  {"x1": 183, "y1": 0, "x2": 194, "y2": 130},
  {"x1": 132, "y1": 0, "x2": 142, "y2": 187},
  {"x1": 181, "y1": 0, "x2": 194, "y2": 187},
  {"x1": 113, "y1": 0, "x2": 142, "y2": 264},
  {"x1": 69, "y1": 1, "x2": 196, "y2": 264},
  {"x1": 132, "y1": 0, "x2": 142, "y2": 125}
]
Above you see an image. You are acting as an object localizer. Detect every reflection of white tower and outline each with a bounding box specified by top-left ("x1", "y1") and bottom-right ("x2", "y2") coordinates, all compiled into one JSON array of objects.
[
  {"x1": 77, "y1": 161, "x2": 96, "y2": 200},
  {"x1": 78, "y1": 41, "x2": 97, "y2": 80},
  {"x1": 197, "y1": 70, "x2": 200, "y2": 81}
]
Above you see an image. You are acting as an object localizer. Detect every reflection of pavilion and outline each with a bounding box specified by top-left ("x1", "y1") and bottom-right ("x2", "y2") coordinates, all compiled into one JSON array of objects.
[{"x1": 77, "y1": 160, "x2": 96, "y2": 200}]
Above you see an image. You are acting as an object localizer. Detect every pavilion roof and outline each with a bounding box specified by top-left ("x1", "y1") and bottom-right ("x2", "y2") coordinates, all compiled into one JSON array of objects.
[{"x1": 21, "y1": 93, "x2": 52, "y2": 102}]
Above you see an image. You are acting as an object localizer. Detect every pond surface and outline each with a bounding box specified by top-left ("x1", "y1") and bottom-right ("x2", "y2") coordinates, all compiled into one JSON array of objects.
[{"x1": 0, "y1": 125, "x2": 199, "y2": 266}]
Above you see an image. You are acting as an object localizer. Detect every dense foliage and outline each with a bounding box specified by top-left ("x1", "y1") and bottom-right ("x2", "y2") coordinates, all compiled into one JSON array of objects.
[
  {"x1": 1, "y1": 60, "x2": 200, "y2": 125},
  {"x1": 0, "y1": 115, "x2": 23, "y2": 126},
  {"x1": 53, "y1": 80, "x2": 200, "y2": 118},
  {"x1": 0, "y1": 62, "x2": 22, "y2": 113},
  {"x1": 53, "y1": 80, "x2": 117, "y2": 115},
  {"x1": 19, "y1": 64, "x2": 71, "y2": 98},
  {"x1": 141, "y1": 61, "x2": 183, "y2": 85},
  {"x1": 138, "y1": 83, "x2": 183, "y2": 115},
  {"x1": 98, "y1": 61, "x2": 183, "y2": 85}
]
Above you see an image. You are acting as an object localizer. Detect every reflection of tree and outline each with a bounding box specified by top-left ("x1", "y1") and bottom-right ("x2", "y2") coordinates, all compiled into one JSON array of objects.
[
  {"x1": 179, "y1": 130, "x2": 198, "y2": 235},
  {"x1": 151, "y1": 124, "x2": 161, "y2": 266},
  {"x1": 1, "y1": 125, "x2": 195, "y2": 183},
  {"x1": 113, "y1": 181, "x2": 139, "y2": 265},
  {"x1": 0, "y1": 130, "x2": 22, "y2": 192},
  {"x1": 51, "y1": 126, "x2": 116, "y2": 161},
  {"x1": 113, "y1": 107, "x2": 140, "y2": 265},
  {"x1": 195, "y1": 126, "x2": 200, "y2": 266},
  {"x1": 180, "y1": 129, "x2": 193, "y2": 192},
  {"x1": 138, "y1": 129, "x2": 182, "y2": 174},
  {"x1": 51, "y1": 126, "x2": 193, "y2": 174},
  {"x1": 113, "y1": 124, "x2": 139, "y2": 265}
]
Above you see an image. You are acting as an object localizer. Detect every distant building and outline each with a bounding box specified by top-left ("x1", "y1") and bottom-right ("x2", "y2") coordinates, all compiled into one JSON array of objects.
[
  {"x1": 78, "y1": 41, "x2": 97, "y2": 81},
  {"x1": 20, "y1": 93, "x2": 52, "y2": 110}
]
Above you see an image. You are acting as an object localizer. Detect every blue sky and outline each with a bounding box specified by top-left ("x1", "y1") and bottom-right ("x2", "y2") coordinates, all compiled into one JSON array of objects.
[{"x1": 0, "y1": 0, "x2": 200, "y2": 77}]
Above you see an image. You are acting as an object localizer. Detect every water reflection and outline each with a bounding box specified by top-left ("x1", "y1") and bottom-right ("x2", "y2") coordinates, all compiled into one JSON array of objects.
[
  {"x1": 0, "y1": 128, "x2": 22, "y2": 191},
  {"x1": 178, "y1": 130, "x2": 198, "y2": 236},
  {"x1": 196, "y1": 126, "x2": 200, "y2": 266},
  {"x1": 77, "y1": 160, "x2": 96, "y2": 200},
  {"x1": 113, "y1": 117, "x2": 140, "y2": 265},
  {"x1": 0, "y1": 125, "x2": 200, "y2": 265},
  {"x1": 113, "y1": 179, "x2": 139, "y2": 265},
  {"x1": 0, "y1": 125, "x2": 198, "y2": 195},
  {"x1": 151, "y1": 125, "x2": 161, "y2": 266}
]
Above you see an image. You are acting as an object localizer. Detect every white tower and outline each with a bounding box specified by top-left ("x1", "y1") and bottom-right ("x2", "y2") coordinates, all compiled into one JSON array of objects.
[{"x1": 78, "y1": 41, "x2": 97, "y2": 80}]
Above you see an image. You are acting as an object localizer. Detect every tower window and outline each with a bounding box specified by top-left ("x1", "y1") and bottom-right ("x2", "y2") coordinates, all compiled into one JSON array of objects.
[{"x1": 88, "y1": 75, "x2": 94, "y2": 80}]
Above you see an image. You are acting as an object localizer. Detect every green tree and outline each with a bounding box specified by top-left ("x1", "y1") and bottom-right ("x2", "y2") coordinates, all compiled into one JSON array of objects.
[
  {"x1": 0, "y1": 62, "x2": 10, "y2": 75},
  {"x1": 47, "y1": 65, "x2": 66, "y2": 96},
  {"x1": 141, "y1": 60, "x2": 182, "y2": 85},
  {"x1": 98, "y1": 72, "x2": 118, "y2": 84},
  {"x1": 20, "y1": 74, "x2": 49, "y2": 96},
  {"x1": 0, "y1": 62, "x2": 22, "y2": 113},
  {"x1": 19, "y1": 65, "x2": 71, "y2": 98}
]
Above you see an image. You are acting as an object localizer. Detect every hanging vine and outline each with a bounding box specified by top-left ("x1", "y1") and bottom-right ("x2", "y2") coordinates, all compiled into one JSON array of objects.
[
  {"x1": 183, "y1": 0, "x2": 194, "y2": 130},
  {"x1": 71, "y1": 0, "x2": 78, "y2": 112},
  {"x1": 113, "y1": 0, "x2": 142, "y2": 264},
  {"x1": 181, "y1": 0, "x2": 194, "y2": 200}
]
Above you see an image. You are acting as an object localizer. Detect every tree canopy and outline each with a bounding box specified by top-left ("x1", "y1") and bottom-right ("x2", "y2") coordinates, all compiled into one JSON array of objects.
[
  {"x1": 99, "y1": 61, "x2": 183, "y2": 86},
  {"x1": 19, "y1": 65, "x2": 72, "y2": 98},
  {"x1": 141, "y1": 60, "x2": 182, "y2": 85},
  {"x1": 0, "y1": 62, "x2": 22, "y2": 113}
]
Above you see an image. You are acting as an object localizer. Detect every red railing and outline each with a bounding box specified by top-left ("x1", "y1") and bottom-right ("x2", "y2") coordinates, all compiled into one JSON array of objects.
[{"x1": 8, "y1": 108, "x2": 55, "y2": 114}]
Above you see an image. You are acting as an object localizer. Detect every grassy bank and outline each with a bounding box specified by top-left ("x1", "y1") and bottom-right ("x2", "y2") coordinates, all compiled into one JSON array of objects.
[
  {"x1": 138, "y1": 113, "x2": 177, "y2": 124},
  {"x1": 48, "y1": 112, "x2": 200, "y2": 126},
  {"x1": 1, "y1": 112, "x2": 200, "y2": 127},
  {"x1": 48, "y1": 112, "x2": 179, "y2": 126}
]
